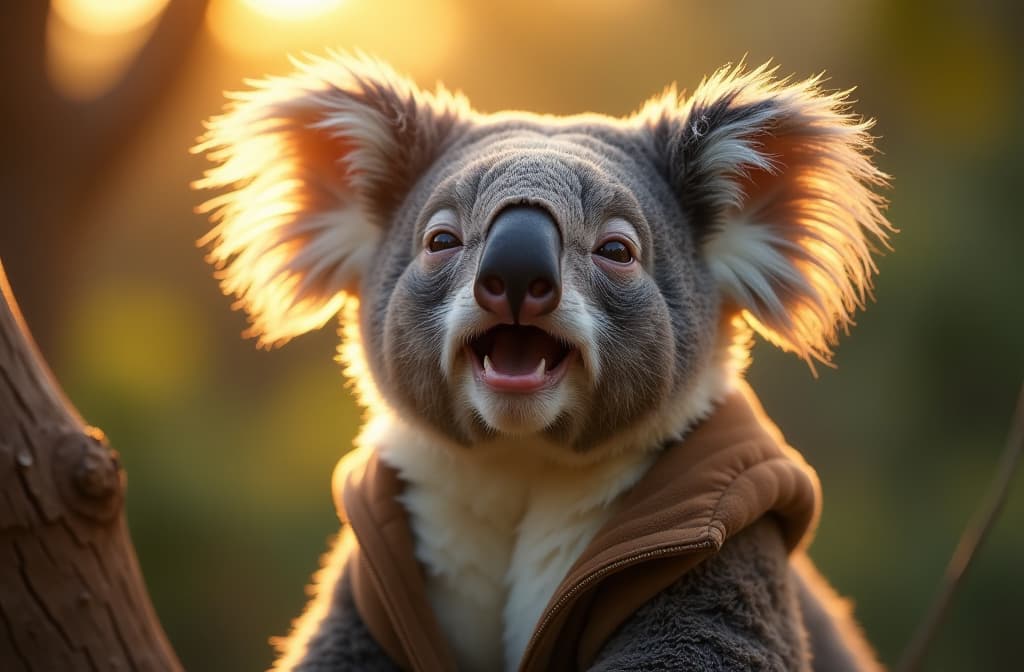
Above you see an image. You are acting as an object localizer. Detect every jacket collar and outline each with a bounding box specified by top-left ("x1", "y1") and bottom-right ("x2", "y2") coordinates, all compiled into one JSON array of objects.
[{"x1": 335, "y1": 383, "x2": 821, "y2": 672}]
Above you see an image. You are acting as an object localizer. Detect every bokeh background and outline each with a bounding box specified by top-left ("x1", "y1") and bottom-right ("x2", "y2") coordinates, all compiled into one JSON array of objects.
[{"x1": 2, "y1": 1, "x2": 1021, "y2": 670}]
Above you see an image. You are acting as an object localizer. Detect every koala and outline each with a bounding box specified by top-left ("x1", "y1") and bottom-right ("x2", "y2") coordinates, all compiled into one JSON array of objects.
[{"x1": 195, "y1": 54, "x2": 890, "y2": 672}]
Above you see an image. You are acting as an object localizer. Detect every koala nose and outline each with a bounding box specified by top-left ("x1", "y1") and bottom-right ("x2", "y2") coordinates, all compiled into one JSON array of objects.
[{"x1": 474, "y1": 206, "x2": 562, "y2": 323}]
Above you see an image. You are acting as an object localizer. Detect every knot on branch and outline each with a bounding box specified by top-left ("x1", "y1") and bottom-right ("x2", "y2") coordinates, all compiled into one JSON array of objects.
[{"x1": 52, "y1": 427, "x2": 124, "y2": 523}]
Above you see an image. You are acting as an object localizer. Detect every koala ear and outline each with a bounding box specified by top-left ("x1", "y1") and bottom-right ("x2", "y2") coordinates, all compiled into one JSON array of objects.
[
  {"x1": 639, "y1": 63, "x2": 892, "y2": 365},
  {"x1": 193, "y1": 53, "x2": 468, "y2": 347}
]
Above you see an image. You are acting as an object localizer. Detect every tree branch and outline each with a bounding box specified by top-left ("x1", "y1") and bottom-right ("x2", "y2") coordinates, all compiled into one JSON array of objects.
[
  {"x1": 897, "y1": 381, "x2": 1024, "y2": 672},
  {"x1": 0, "y1": 259, "x2": 183, "y2": 671}
]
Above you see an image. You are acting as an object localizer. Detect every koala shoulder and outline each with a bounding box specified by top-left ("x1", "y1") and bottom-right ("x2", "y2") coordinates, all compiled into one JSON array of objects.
[
  {"x1": 269, "y1": 532, "x2": 398, "y2": 672},
  {"x1": 592, "y1": 519, "x2": 882, "y2": 672},
  {"x1": 592, "y1": 518, "x2": 809, "y2": 671}
]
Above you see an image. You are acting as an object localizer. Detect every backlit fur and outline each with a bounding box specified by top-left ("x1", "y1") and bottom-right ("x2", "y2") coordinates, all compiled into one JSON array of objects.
[
  {"x1": 193, "y1": 54, "x2": 468, "y2": 346},
  {"x1": 635, "y1": 63, "x2": 891, "y2": 364}
]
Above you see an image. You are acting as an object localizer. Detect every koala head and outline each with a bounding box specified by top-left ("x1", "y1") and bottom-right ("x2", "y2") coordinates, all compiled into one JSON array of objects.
[{"x1": 195, "y1": 55, "x2": 890, "y2": 461}]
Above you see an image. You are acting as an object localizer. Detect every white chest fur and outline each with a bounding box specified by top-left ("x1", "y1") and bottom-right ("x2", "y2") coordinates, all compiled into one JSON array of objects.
[{"x1": 361, "y1": 415, "x2": 655, "y2": 672}]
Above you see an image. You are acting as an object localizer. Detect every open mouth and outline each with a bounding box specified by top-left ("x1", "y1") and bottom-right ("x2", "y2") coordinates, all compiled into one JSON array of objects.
[{"x1": 466, "y1": 325, "x2": 575, "y2": 393}]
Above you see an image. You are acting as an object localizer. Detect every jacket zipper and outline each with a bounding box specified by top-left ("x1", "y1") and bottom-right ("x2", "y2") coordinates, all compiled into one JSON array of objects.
[{"x1": 519, "y1": 538, "x2": 717, "y2": 671}]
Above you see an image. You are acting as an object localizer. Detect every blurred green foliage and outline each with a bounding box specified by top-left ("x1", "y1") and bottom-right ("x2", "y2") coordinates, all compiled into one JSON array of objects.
[{"x1": 20, "y1": 1, "x2": 1022, "y2": 670}]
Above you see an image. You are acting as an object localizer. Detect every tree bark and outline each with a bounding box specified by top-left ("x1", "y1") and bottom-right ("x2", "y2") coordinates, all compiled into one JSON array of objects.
[{"x1": 0, "y1": 261, "x2": 182, "y2": 671}]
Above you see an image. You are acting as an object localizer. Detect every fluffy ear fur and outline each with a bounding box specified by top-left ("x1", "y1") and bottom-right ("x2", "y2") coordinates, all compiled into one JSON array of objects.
[
  {"x1": 639, "y1": 63, "x2": 892, "y2": 365},
  {"x1": 193, "y1": 54, "x2": 468, "y2": 347}
]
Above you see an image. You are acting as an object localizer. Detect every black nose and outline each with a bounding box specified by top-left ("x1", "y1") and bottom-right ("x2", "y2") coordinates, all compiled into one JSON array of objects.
[{"x1": 474, "y1": 206, "x2": 562, "y2": 323}]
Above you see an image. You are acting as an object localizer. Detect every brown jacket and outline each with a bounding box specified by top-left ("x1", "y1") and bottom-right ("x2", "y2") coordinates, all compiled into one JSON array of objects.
[{"x1": 335, "y1": 385, "x2": 821, "y2": 672}]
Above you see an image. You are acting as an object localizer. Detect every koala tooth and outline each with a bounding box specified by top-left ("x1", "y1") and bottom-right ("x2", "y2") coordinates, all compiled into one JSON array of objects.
[
  {"x1": 483, "y1": 355, "x2": 494, "y2": 375},
  {"x1": 535, "y1": 359, "x2": 547, "y2": 378}
]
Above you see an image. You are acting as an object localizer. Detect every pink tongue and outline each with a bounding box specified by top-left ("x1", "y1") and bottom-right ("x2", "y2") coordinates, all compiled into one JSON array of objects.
[{"x1": 490, "y1": 329, "x2": 558, "y2": 375}]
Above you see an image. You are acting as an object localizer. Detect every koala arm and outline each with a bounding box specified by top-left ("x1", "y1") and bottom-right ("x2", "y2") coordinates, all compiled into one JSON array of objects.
[
  {"x1": 791, "y1": 553, "x2": 884, "y2": 672},
  {"x1": 589, "y1": 517, "x2": 811, "y2": 672},
  {"x1": 271, "y1": 531, "x2": 400, "y2": 672}
]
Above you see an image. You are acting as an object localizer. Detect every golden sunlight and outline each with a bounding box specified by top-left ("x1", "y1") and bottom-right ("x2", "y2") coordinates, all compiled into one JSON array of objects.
[
  {"x1": 51, "y1": 0, "x2": 169, "y2": 35},
  {"x1": 206, "y1": 0, "x2": 348, "y2": 58},
  {"x1": 242, "y1": 0, "x2": 344, "y2": 21},
  {"x1": 206, "y1": 0, "x2": 458, "y2": 75},
  {"x1": 46, "y1": 0, "x2": 170, "y2": 100}
]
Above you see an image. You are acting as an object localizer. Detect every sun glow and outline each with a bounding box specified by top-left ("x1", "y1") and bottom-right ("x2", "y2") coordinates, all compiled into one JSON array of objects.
[
  {"x1": 242, "y1": 0, "x2": 344, "y2": 21},
  {"x1": 205, "y1": 0, "x2": 457, "y2": 73},
  {"x1": 46, "y1": 0, "x2": 170, "y2": 100},
  {"x1": 51, "y1": 0, "x2": 169, "y2": 35}
]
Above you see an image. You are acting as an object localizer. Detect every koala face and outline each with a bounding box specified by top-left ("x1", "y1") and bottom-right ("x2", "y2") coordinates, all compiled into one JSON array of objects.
[
  {"x1": 367, "y1": 125, "x2": 716, "y2": 451},
  {"x1": 195, "y1": 56, "x2": 890, "y2": 458}
]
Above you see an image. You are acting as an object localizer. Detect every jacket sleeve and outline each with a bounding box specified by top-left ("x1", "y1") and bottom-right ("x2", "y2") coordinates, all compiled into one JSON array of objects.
[
  {"x1": 270, "y1": 530, "x2": 401, "y2": 672},
  {"x1": 589, "y1": 517, "x2": 811, "y2": 672}
]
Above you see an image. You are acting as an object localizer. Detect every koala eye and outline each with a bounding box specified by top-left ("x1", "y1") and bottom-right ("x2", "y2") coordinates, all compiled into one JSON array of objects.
[
  {"x1": 594, "y1": 239, "x2": 634, "y2": 264},
  {"x1": 427, "y1": 231, "x2": 463, "y2": 253}
]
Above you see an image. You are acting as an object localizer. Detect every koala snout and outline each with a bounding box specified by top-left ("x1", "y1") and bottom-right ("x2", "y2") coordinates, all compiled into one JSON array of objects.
[{"x1": 474, "y1": 206, "x2": 562, "y2": 324}]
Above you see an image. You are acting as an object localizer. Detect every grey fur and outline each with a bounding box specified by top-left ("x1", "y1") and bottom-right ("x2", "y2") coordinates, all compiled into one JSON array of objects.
[
  {"x1": 288, "y1": 568, "x2": 399, "y2": 671},
  {"x1": 592, "y1": 519, "x2": 808, "y2": 671},
  {"x1": 792, "y1": 556, "x2": 884, "y2": 672},
  {"x1": 366, "y1": 122, "x2": 716, "y2": 451},
  {"x1": 591, "y1": 520, "x2": 882, "y2": 671}
]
